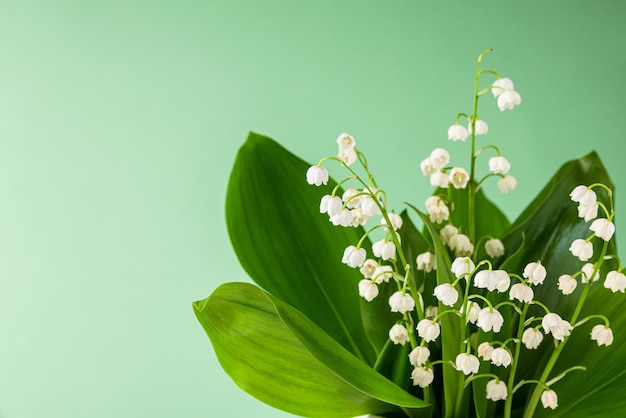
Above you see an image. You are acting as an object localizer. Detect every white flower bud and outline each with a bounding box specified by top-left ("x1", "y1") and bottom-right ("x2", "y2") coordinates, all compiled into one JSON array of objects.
[
  {"x1": 557, "y1": 274, "x2": 577, "y2": 295},
  {"x1": 306, "y1": 165, "x2": 329, "y2": 186},
  {"x1": 569, "y1": 239, "x2": 593, "y2": 261},
  {"x1": 485, "y1": 238, "x2": 505, "y2": 258},
  {"x1": 342, "y1": 245, "x2": 367, "y2": 268},
  {"x1": 590, "y1": 324, "x2": 613, "y2": 346},
  {"x1": 449, "y1": 233, "x2": 474, "y2": 257}
]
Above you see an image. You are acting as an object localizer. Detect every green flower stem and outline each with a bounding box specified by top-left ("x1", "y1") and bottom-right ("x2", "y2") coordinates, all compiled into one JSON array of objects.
[
  {"x1": 452, "y1": 264, "x2": 475, "y2": 417},
  {"x1": 504, "y1": 303, "x2": 529, "y2": 418},
  {"x1": 523, "y1": 240, "x2": 609, "y2": 418}
]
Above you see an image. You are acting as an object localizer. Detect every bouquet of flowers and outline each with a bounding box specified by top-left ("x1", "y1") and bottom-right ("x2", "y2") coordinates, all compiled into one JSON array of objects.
[{"x1": 194, "y1": 49, "x2": 626, "y2": 417}]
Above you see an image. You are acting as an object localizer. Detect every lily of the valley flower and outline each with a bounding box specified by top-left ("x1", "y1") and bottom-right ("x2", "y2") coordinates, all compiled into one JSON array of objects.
[
  {"x1": 341, "y1": 188, "x2": 361, "y2": 209},
  {"x1": 510, "y1": 283, "x2": 534, "y2": 303},
  {"x1": 389, "y1": 291, "x2": 416, "y2": 313},
  {"x1": 372, "y1": 239, "x2": 396, "y2": 260},
  {"x1": 488, "y1": 156, "x2": 511, "y2": 174},
  {"x1": 359, "y1": 259, "x2": 378, "y2": 278},
  {"x1": 590, "y1": 324, "x2": 614, "y2": 346},
  {"x1": 477, "y1": 307, "x2": 504, "y2": 333},
  {"x1": 468, "y1": 119, "x2": 489, "y2": 135},
  {"x1": 451, "y1": 256, "x2": 476, "y2": 279},
  {"x1": 590, "y1": 218, "x2": 615, "y2": 241},
  {"x1": 477, "y1": 342, "x2": 494, "y2": 360},
  {"x1": 541, "y1": 389, "x2": 558, "y2": 410},
  {"x1": 485, "y1": 238, "x2": 505, "y2": 258},
  {"x1": 605, "y1": 271, "x2": 626, "y2": 293},
  {"x1": 342, "y1": 245, "x2": 367, "y2": 268},
  {"x1": 411, "y1": 366, "x2": 434, "y2": 388},
  {"x1": 581, "y1": 263, "x2": 600, "y2": 283},
  {"x1": 336, "y1": 133, "x2": 356, "y2": 150},
  {"x1": 330, "y1": 209, "x2": 354, "y2": 227},
  {"x1": 306, "y1": 165, "x2": 329, "y2": 186},
  {"x1": 408, "y1": 346, "x2": 431, "y2": 367},
  {"x1": 358, "y1": 279, "x2": 379, "y2": 302},
  {"x1": 542, "y1": 313, "x2": 573, "y2": 341},
  {"x1": 420, "y1": 157, "x2": 438, "y2": 176},
  {"x1": 430, "y1": 171, "x2": 450, "y2": 188},
  {"x1": 497, "y1": 175, "x2": 517, "y2": 194},
  {"x1": 557, "y1": 274, "x2": 577, "y2": 295},
  {"x1": 569, "y1": 239, "x2": 593, "y2": 261},
  {"x1": 433, "y1": 283, "x2": 459, "y2": 307},
  {"x1": 497, "y1": 89, "x2": 522, "y2": 111},
  {"x1": 491, "y1": 347, "x2": 512, "y2": 367},
  {"x1": 521, "y1": 328, "x2": 544, "y2": 349},
  {"x1": 491, "y1": 77, "x2": 515, "y2": 97},
  {"x1": 416, "y1": 252, "x2": 436, "y2": 272},
  {"x1": 381, "y1": 213, "x2": 403, "y2": 231},
  {"x1": 416, "y1": 319, "x2": 440, "y2": 342},
  {"x1": 430, "y1": 148, "x2": 450, "y2": 168},
  {"x1": 448, "y1": 124, "x2": 469, "y2": 141},
  {"x1": 523, "y1": 262, "x2": 547, "y2": 286},
  {"x1": 461, "y1": 300, "x2": 481, "y2": 324},
  {"x1": 425, "y1": 196, "x2": 450, "y2": 224},
  {"x1": 320, "y1": 195, "x2": 342, "y2": 216},
  {"x1": 455, "y1": 353, "x2": 480, "y2": 375},
  {"x1": 570, "y1": 185, "x2": 597, "y2": 207},
  {"x1": 449, "y1": 233, "x2": 474, "y2": 257},
  {"x1": 372, "y1": 265, "x2": 394, "y2": 284},
  {"x1": 449, "y1": 167, "x2": 470, "y2": 189},
  {"x1": 577, "y1": 203, "x2": 599, "y2": 222},
  {"x1": 389, "y1": 324, "x2": 410, "y2": 345},
  {"x1": 440, "y1": 224, "x2": 459, "y2": 246},
  {"x1": 486, "y1": 379, "x2": 508, "y2": 401},
  {"x1": 338, "y1": 148, "x2": 357, "y2": 166}
]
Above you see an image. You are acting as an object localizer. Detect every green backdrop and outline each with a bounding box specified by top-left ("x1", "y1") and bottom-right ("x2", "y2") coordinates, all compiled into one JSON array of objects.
[{"x1": 1, "y1": 1, "x2": 625, "y2": 417}]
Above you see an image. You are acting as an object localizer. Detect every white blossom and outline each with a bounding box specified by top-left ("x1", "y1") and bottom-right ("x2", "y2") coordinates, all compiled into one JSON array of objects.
[
  {"x1": 541, "y1": 389, "x2": 558, "y2": 410},
  {"x1": 409, "y1": 346, "x2": 431, "y2": 367},
  {"x1": 389, "y1": 324, "x2": 410, "y2": 345},
  {"x1": 578, "y1": 203, "x2": 598, "y2": 222},
  {"x1": 477, "y1": 308, "x2": 504, "y2": 333},
  {"x1": 461, "y1": 301, "x2": 481, "y2": 324},
  {"x1": 433, "y1": 283, "x2": 459, "y2": 307},
  {"x1": 522, "y1": 328, "x2": 543, "y2": 349},
  {"x1": 485, "y1": 239, "x2": 505, "y2": 258},
  {"x1": 425, "y1": 196, "x2": 450, "y2": 224},
  {"x1": 420, "y1": 157, "x2": 438, "y2": 176},
  {"x1": 478, "y1": 342, "x2": 494, "y2": 360},
  {"x1": 381, "y1": 213, "x2": 403, "y2": 231},
  {"x1": 430, "y1": 172, "x2": 450, "y2": 188},
  {"x1": 416, "y1": 319, "x2": 440, "y2": 342},
  {"x1": 569, "y1": 239, "x2": 593, "y2": 261},
  {"x1": 350, "y1": 208, "x2": 369, "y2": 227},
  {"x1": 497, "y1": 89, "x2": 522, "y2": 111},
  {"x1": 590, "y1": 218, "x2": 615, "y2": 241},
  {"x1": 489, "y1": 156, "x2": 511, "y2": 175},
  {"x1": 306, "y1": 165, "x2": 329, "y2": 186},
  {"x1": 338, "y1": 147, "x2": 357, "y2": 166},
  {"x1": 557, "y1": 274, "x2": 577, "y2": 295},
  {"x1": 494, "y1": 270, "x2": 511, "y2": 293},
  {"x1": 497, "y1": 175, "x2": 517, "y2": 194},
  {"x1": 491, "y1": 77, "x2": 515, "y2": 97},
  {"x1": 542, "y1": 313, "x2": 573, "y2": 341},
  {"x1": 581, "y1": 263, "x2": 600, "y2": 283},
  {"x1": 449, "y1": 167, "x2": 470, "y2": 189},
  {"x1": 474, "y1": 270, "x2": 499, "y2": 291},
  {"x1": 490, "y1": 348, "x2": 512, "y2": 367},
  {"x1": 590, "y1": 324, "x2": 614, "y2": 346},
  {"x1": 449, "y1": 233, "x2": 474, "y2": 257},
  {"x1": 359, "y1": 259, "x2": 378, "y2": 279},
  {"x1": 455, "y1": 353, "x2": 480, "y2": 375},
  {"x1": 342, "y1": 245, "x2": 367, "y2": 268},
  {"x1": 372, "y1": 240, "x2": 396, "y2": 261},
  {"x1": 342, "y1": 188, "x2": 361, "y2": 209},
  {"x1": 570, "y1": 185, "x2": 597, "y2": 207},
  {"x1": 510, "y1": 283, "x2": 534, "y2": 303},
  {"x1": 430, "y1": 148, "x2": 450, "y2": 169},
  {"x1": 440, "y1": 224, "x2": 459, "y2": 246},
  {"x1": 451, "y1": 257, "x2": 475, "y2": 279},
  {"x1": 605, "y1": 271, "x2": 626, "y2": 293},
  {"x1": 389, "y1": 291, "x2": 416, "y2": 313},
  {"x1": 330, "y1": 209, "x2": 354, "y2": 227},
  {"x1": 523, "y1": 262, "x2": 547, "y2": 286},
  {"x1": 411, "y1": 367, "x2": 434, "y2": 388},
  {"x1": 336, "y1": 133, "x2": 356, "y2": 151},
  {"x1": 486, "y1": 379, "x2": 508, "y2": 401},
  {"x1": 468, "y1": 119, "x2": 489, "y2": 135},
  {"x1": 320, "y1": 195, "x2": 343, "y2": 216},
  {"x1": 448, "y1": 124, "x2": 469, "y2": 141},
  {"x1": 372, "y1": 265, "x2": 394, "y2": 284},
  {"x1": 358, "y1": 280, "x2": 379, "y2": 302},
  {"x1": 416, "y1": 252, "x2": 436, "y2": 273}
]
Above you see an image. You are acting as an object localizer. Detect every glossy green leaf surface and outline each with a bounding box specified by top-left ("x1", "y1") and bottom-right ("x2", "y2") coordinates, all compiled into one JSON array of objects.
[
  {"x1": 194, "y1": 282, "x2": 430, "y2": 417},
  {"x1": 225, "y1": 132, "x2": 375, "y2": 363}
]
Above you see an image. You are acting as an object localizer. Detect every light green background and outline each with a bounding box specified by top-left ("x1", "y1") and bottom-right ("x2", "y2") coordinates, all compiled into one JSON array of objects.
[{"x1": 1, "y1": 1, "x2": 625, "y2": 417}]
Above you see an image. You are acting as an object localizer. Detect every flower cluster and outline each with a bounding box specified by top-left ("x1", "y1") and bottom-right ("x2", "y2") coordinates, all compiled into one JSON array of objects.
[{"x1": 304, "y1": 50, "x2": 623, "y2": 417}]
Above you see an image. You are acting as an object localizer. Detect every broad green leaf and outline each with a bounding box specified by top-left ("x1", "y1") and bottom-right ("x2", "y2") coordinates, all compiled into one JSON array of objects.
[
  {"x1": 194, "y1": 282, "x2": 431, "y2": 417},
  {"x1": 226, "y1": 132, "x2": 375, "y2": 363}
]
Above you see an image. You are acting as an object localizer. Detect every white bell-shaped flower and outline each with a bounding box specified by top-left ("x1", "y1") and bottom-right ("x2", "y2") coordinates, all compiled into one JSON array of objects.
[
  {"x1": 522, "y1": 328, "x2": 543, "y2": 349},
  {"x1": 541, "y1": 389, "x2": 558, "y2": 410},
  {"x1": 416, "y1": 319, "x2": 440, "y2": 342},
  {"x1": 581, "y1": 263, "x2": 600, "y2": 283},
  {"x1": 542, "y1": 313, "x2": 573, "y2": 341},
  {"x1": 461, "y1": 301, "x2": 480, "y2": 324},
  {"x1": 411, "y1": 366, "x2": 434, "y2": 388},
  {"x1": 474, "y1": 270, "x2": 499, "y2": 291},
  {"x1": 408, "y1": 346, "x2": 430, "y2": 367},
  {"x1": 490, "y1": 348, "x2": 512, "y2": 367},
  {"x1": 433, "y1": 283, "x2": 459, "y2": 307},
  {"x1": 557, "y1": 274, "x2": 577, "y2": 295},
  {"x1": 389, "y1": 324, "x2": 410, "y2": 345},
  {"x1": 359, "y1": 259, "x2": 378, "y2": 279},
  {"x1": 468, "y1": 119, "x2": 489, "y2": 135},
  {"x1": 477, "y1": 342, "x2": 494, "y2": 360},
  {"x1": 336, "y1": 133, "x2": 356, "y2": 150},
  {"x1": 430, "y1": 148, "x2": 450, "y2": 169},
  {"x1": 486, "y1": 379, "x2": 508, "y2": 401},
  {"x1": 320, "y1": 195, "x2": 342, "y2": 216},
  {"x1": 605, "y1": 271, "x2": 626, "y2": 293},
  {"x1": 449, "y1": 233, "x2": 474, "y2": 257},
  {"x1": 494, "y1": 270, "x2": 511, "y2": 293},
  {"x1": 342, "y1": 188, "x2": 361, "y2": 209},
  {"x1": 358, "y1": 279, "x2": 379, "y2": 302},
  {"x1": 447, "y1": 124, "x2": 469, "y2": 141},
  {"x1": 451, "y1": 256, "x2": 475, "y2": 279},
  {"x1": 381, "y1": 213, "x2": 403, "y2": 231},
  {"x1": 590, "y1": 324, "x2": 614, "y2": 346},
  {"x1": 477, "y1": 307, "x2": 504, "y2": 333},
  {"x1": 430, "y1": 171, "x2": 450, "y2": 188},
  {"x1": 578, "y1": 203, "x2": 598, "y2": 222},
  {"x1": 497, "y1": 175, "x2": 517, "y2": 194},
  {"x1": 509, "y1": 283, "x2": 533, "y2": 303},
  {"x1": 342, "y1": 245, "x2": 367, "y2": 268},
  {"x1": 330, "y1": 209, "x2": 354, "y2": 227},
  {"x1": 455, "y1": 353, "x2": 480, "y2": 375},
  {"x1": 420, "y1": 156, "x2": 438, "y2": 176},
  {"x1": 425, "y1": 196, "x2": 450, "y2": 224},
  {"x1": 449, "y1": 167, "x2": 470, "y2": 189},
  {"x1": 523, "y1": 262, "x2": 547, "y2": 285},
  {"x1": 306, "y1": 165, "x2": 329, "y2": 186},
  {"x1": 497, "y1": 89, "x2": 522, "y2": 111},
  {"x1": 440, "y1": 224, "x2": 459, "y2": 246},
  {"x1": 389, "y1": 291, "x2": 416, "y2": 313},
  {"x1": 488, "y1": 156, "x2": 511, "y2": 174},
  {"x1": 372, "y1": 239, "x2": 396, "y2": 261},
  {"x1": 590, "y1": 218, "x2": 615, "y2": 241},
  {"x1": 570, "y1": 185, "x2": 597, "y2": 207},
  {"x1": 569, "y1": 239, "x2": 593, "y2": 261},
  {"x1": 416, "y1": 252, "x2": 436, "y2": 273},
  {"x1": 338, "y1": 147, "x2": 357, "y2": 166},
  {"x1": 491, "y1": 77, "x2": 515, "y2": 97},
  {"x1": 485, "y1": 238, "x2": 505, "y2": 258}
]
